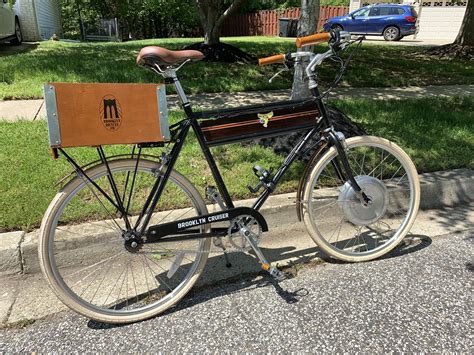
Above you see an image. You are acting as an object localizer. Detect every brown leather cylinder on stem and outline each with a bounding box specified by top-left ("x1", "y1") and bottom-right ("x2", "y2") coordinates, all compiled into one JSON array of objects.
[
  {"x1": 296, "y1": 32, "x2": 331, "y2": 48},
  {"x1": 258, "y1": 54, "x2": 285, "y2": 66}
]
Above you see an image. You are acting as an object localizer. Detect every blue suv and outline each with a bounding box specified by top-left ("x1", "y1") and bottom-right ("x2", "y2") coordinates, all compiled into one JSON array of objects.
[{"x1": 323, "y1": 4, "x2": 419, "y2": 41}]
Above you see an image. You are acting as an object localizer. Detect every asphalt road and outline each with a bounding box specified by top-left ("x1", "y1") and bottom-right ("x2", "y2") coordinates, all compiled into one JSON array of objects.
[{"x1": 1, "y1": 231, "x2": 472, "y2": 352}]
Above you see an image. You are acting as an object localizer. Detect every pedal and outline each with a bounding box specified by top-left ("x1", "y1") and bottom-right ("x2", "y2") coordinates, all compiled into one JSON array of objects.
[
  {"x1": 247, "y1": 165, "x2": 274, "y2": 193},
  {"x1": 262, "y1": 263, "x2": 292, "y2": 282}
]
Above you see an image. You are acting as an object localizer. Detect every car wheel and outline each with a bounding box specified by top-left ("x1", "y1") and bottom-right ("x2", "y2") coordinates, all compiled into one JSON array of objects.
[
  {"x1": 332, "y1": 24, "x2": 343, "y2": 31},
  {"x1": 10, "y1": 19, "x2": 22, "y2": 45},
  {"x1": 394, "y1": 35, "x2": 404, "y2": 42},
  {"x1": 383, "y1": 26, "x2": 400, "y2": 41}
]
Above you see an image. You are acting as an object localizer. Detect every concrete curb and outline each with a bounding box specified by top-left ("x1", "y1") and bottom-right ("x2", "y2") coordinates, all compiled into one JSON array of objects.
[{"x1": 0, "y1": 168, "x2": 472, "y2": 276}]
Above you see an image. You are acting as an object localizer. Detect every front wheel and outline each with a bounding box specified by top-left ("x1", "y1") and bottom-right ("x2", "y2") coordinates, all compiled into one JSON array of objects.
[
  {"x1": 39, "y1": 158, "x2": 211, "y2": 323},
  {"x1": 302, "y1": 136, "x2": 420, "y2": 262}
]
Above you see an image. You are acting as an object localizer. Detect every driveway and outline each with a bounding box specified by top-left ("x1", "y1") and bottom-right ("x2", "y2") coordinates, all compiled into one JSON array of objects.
[{"x1": 362, "y1": 36, "x2": 452, "y2": 46}]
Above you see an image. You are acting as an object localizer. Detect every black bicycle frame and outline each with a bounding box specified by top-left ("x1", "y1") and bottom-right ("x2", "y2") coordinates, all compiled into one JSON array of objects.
[
  {"x1": 59, "y1": 80, "x2": 361, "y2": 242},
  {"x1": 133, "y1": 86, "x2": 336, "y2": 238}
]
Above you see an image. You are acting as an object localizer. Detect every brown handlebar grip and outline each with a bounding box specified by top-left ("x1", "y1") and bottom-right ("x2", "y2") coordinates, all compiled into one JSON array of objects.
[
  {"x1": 258, "y1": 54, "x2": 286, "y2": 66},
  {"x1": 296, "y1": 32, "x2": 331, "y2": 48}
]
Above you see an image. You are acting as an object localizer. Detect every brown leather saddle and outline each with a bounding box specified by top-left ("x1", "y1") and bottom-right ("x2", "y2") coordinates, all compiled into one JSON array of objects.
[{"x1": 136, "y1": 46, "x2": 204, "y2": 67}]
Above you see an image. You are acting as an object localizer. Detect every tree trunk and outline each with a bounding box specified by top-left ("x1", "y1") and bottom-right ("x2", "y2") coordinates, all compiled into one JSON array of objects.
[
  {"x1": 195, "y1": 0, "x2": 244, "y2": 45},
  {"x1": 291, "y1": 0, "x2": 320, "y2": 100},
  {"x1": 455, "y1": 1, "x2": 474, "y2": 46}
]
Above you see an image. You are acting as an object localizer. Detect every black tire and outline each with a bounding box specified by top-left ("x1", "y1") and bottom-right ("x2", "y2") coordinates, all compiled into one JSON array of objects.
[
  {"x1": 394, "y1": 35, "x2": 404, "y2": 42},
  {"x1": 10, "y1": 19, "x2": 22, "y2": 45},
  {"x1": 332, "y1": 24, "x2": 344, "y2": 31},
  {"x1": 383, "y1": 26, "x2": 400, "y2": 41}
]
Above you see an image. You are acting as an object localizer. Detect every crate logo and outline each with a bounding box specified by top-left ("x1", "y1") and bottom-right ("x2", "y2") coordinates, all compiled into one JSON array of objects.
[
  {"x1": 258, "y1": 111, "x2": 273, "y2": 127},
  {"x1": 99, "y1": 95, "x2": 122, "y2": 131}
]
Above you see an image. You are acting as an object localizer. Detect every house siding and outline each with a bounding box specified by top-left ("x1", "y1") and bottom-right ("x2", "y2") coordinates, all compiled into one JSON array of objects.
[
  {"x1": 15, "y1": 0, "x2": 62, "y2": 41},
  {"x1": 34, "y1": 0, "x2": 62, "y2": 39},
  {"x1": 14, "y1": 0, "x2": 40, "y2": 41}
]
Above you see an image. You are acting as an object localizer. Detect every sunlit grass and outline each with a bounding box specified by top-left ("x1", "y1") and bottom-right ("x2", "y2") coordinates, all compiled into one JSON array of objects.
[
  {"x1": 0, "y1": 36, "x2": 472, "y2": 100},
  {"x1": 0, "y1": 96, "x2": 472, "y2": 231}
]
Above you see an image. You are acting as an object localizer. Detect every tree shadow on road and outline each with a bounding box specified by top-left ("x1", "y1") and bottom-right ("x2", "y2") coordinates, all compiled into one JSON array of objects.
[
  {"x1": 86, "y1": 234, "x2": 431, "y2": 330},
  {"x1": 0, "y1": 43, "x2": 38, "y2": 57}
]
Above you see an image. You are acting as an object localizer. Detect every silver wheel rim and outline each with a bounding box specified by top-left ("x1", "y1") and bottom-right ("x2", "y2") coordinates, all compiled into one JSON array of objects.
[
  {"x1": 15, "y1": 23, "x2": 21, "y2": 41},
  {"x1": 44, "y1": 160, "x2": 209, "y2": 318},
  {"x1": 306, "y1": 139, "x2": 417, "y2": 258},
  {"x1": 385, "y1": 27, "x2": 398, "y2": 40}
]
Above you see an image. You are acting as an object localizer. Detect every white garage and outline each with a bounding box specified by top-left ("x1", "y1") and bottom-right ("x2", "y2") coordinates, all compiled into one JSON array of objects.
[
  {"x1": 14, "y1": 0, "x2": 62, "y2": 41},
  {"x1": 349, "y1": 0, "x2": 468, "y2": 41}
]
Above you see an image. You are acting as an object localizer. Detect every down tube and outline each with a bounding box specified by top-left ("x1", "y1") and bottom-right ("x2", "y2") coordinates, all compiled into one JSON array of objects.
[{"x1": 252, "y1": 126, "x2": 321, "y2": 211}]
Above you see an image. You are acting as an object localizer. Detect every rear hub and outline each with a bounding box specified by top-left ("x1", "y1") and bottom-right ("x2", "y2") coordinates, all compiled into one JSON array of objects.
[{"x1": 123, "y1": 230, "x2": 143, "y2": 253}]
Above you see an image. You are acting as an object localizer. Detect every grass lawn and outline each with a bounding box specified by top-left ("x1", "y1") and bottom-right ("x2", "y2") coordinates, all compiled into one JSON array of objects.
[
  {"x1": 0, "y1": 36, "x2": 473, "y2": 100},
  {"x1": 0, "y1": 96, "x2": 472, "y2": 232}
]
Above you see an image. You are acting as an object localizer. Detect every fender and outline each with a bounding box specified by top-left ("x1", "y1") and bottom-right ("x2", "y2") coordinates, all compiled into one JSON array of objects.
[
  {"x1": 54, "y1": 153, "x2": 162, "y2": 187},
  {"x1": 296, "y1": 142, "x2": 328, "y2": 221}
]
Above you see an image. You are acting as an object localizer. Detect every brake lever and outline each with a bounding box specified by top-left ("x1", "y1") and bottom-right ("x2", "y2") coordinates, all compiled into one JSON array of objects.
[{"x1": 269, "y1": 64, "x2": 290, "y2": 83}]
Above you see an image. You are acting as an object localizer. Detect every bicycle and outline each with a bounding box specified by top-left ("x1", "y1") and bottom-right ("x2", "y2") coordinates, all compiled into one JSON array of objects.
[{"x1": 39, "y1": 30, "x2": 420, "y2": 324}]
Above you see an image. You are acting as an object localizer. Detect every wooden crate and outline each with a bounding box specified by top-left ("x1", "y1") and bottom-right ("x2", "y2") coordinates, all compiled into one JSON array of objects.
[{"x1": 44, "y1": 83, "x2": 170, "y2": 148}]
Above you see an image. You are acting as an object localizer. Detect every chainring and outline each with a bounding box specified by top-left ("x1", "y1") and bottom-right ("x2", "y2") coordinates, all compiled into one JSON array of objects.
[{"x1": 226, "y1": 215, "x2": 262, "y2": 252}]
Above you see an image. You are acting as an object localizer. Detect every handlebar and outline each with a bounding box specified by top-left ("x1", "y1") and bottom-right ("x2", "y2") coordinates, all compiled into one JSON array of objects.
[
  {"x1": 258, "y1": 54, "x2": 287, "y2": 66},
  {"x1": 296, "y1": 32, "x2": 331, "y2": 48}
]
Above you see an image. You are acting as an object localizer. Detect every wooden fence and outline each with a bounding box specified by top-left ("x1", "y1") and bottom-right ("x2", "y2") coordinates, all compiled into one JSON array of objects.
[{"x1": 221, "y1": 6, "x2": 349, "y2": 37}]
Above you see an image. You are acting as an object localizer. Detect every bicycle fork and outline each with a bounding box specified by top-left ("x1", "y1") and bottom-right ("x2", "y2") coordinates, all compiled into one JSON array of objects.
[{"x1": 326, "y1": 130, "x2": 371, "y2": 205}]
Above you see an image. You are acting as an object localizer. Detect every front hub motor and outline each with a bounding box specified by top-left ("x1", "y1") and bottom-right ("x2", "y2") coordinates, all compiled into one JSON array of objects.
[{"x1": 338, "y1": 175, "x2": 389, "y2": 226}]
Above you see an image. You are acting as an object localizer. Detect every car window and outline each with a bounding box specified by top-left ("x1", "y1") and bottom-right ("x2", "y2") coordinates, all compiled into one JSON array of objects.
[
  {"x1": 369, "y1": 7, "x2": 381, "y2": 16},
  {"x1": 370, "y1": 7, "x2": 395, "y2": 16},
  {"x1": 387, "y1": 7, "x2": 403, "y2": 15},
  {"x1": 353, "y1": 8, "x2": 370, "y2": 17}
]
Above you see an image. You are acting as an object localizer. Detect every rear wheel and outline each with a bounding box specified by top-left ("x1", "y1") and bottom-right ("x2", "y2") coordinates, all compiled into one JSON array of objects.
[
  {"x1": 383, "y1": 26, "x2": 400, "y2": 41},
  {"x1": 332, "y1": 24, "x2": 344, "y2": 31},
  {"x1": 302, "y1": 136, "x2": 420, "y2": 262},
  {"x1": 10, "y1": 19, "x2": 22, "y2": 45},
  {"x1": 39, "y1": 159, "x2": 211, "y2": 323}
]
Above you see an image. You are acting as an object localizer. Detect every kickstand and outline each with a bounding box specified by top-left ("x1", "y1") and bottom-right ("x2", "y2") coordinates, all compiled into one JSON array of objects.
[{"x1": 223, "y1": 250, "x2": 232, "y2": 268}]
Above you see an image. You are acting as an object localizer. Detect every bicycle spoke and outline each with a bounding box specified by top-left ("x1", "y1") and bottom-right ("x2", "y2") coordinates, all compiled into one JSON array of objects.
[
  {"x1": 305, "y1": 138, "x2": 418, "y2": 261},
  {"x1": 43, "y1": 159, "x2": 213, "y2": 320}
]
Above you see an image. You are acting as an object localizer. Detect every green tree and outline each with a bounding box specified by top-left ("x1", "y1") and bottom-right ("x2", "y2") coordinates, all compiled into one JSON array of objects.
[
  {"x1": 426, "y1": 1, "x2": 473, "y2": 58},
  {"x1": 291, "y1": 0, "x2": 320, "y2": 99},
  {"x1": 455, "y1": 0, "x2": 473, "y2": 46},
  {"x1": 194, "y1": 0, "x2": 246, "y2": 45}
]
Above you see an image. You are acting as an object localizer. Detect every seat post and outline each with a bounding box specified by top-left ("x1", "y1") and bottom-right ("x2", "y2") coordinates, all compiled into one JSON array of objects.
[{"x1": 163, "y1": 69, "x2": 190, "y2": 109}]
